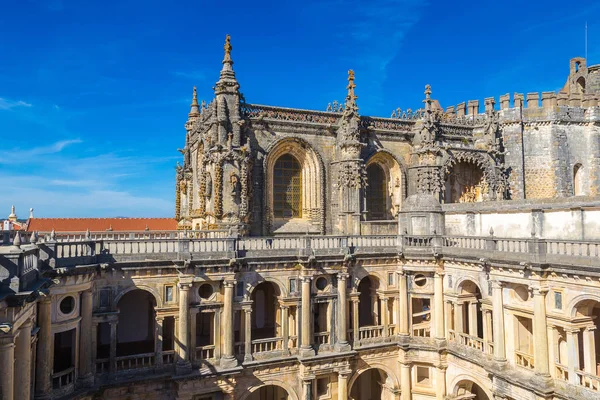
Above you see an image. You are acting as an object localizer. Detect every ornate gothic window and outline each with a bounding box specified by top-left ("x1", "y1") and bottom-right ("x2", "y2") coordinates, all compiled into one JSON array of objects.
[
  {"x1": 366, "y1": 164, "x2": 387, "y2": 220},
  {"x1": 273, "y1": 154, "x2": 302, "y2": 219}
]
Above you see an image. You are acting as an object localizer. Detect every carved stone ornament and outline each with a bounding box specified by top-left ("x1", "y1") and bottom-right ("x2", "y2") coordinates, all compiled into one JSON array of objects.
[{"x1": 337, "y1": 162, "x2": 367, "y2": 189}]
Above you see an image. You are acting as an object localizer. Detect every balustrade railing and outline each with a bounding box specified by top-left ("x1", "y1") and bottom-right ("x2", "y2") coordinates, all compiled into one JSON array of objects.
[
  {"x1": 496, "y1": 238, "x2": 528, "y2": 253},
  {"x1": 546, "y1": 240, "x2": 600, "y2": 257},
  {"x1": 52, "y1": 367, "x2": 75, "y2": 389},
  {"x1": 251, "y1": 337, "x2": 282, "y2": 353},
  {"x1": 443, "y1": 236, "x2": 486, "y2": 249},
  {"x1": 162, "y1": 350, "x2": 175, "y2": 365},
  {"x1": 387, "y1": 325, "x2": 396, "y2": 336},
  {"x1": 413, "y1": 323, "x2": 431, "y2": 338},
  {"x1": 95, "y1": 358, "x2": 110, "y2": 374},
  {"x1": 555, "y1": 363, "x2": 568, "y2": 381},
  {"x1": 358, "y1": 325, "x2": 383, "y2": 340},
  {"x1": 457, "y1": 332, "x2": 484, "y2": 351},
  {"x1": 313, "y1": 332, "x2": 330, "y2": 346},
  {"x1": 515, "y1": 350, "x2": 535, "y2": 370},
  {"x1": 234, "y1": 342, "x2": 245, "y2": 356},
  {"x1": 576, "y1": 370, "x2": 600, "y2": 391},
  {"x1": 115, "y1": 353, "x2": 155, "y2": 371},
  {"x1": 196, "y1": 345, "x2": 216, "y2": 361}
]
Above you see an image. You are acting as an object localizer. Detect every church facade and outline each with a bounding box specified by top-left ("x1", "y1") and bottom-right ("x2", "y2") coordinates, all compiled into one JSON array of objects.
[{"x1": 1, "y1": 36, "x2": 600, "y2": 400}]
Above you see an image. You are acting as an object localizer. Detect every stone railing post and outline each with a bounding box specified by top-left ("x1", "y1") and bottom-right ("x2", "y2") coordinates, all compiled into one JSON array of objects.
[{"x1": 528, "y1": 238, "x2": 547, "y2": 263}]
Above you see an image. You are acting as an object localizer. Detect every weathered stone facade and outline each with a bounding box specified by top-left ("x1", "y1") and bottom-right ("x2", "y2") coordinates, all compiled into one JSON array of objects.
[{"x1": 2, "y1": 36, "x2": 600, "y2": 400}]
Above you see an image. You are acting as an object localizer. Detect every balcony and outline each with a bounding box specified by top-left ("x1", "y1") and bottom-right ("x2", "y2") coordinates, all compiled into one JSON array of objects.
[{"x1": 515, "y1": 350, "x2": 535, "y2": 370}]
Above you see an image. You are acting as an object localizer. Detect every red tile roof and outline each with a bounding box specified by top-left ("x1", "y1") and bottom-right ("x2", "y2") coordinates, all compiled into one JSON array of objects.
[{"x1": 26, "y1": 218, "x2": 177, "y2": 232}]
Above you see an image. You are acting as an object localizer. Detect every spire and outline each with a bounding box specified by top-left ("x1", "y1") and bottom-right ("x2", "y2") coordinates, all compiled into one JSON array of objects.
[
  {"x1": 345, "y1": 70, "x2": 358, "y2": 109},
  {"x1": 224, "y1": 34, "x2": 233, "y2": 64},
  {"x1": 189, "y1": 86, "x2": 200, "y2": 117},
  {"x1": 8, "y1": 205, "x2": 17, "y2": 222},
  {"x1": 219, "y1": 34, "x2": 235, "y2": 79},
  {"x1": 423, "y1": 84, "x2": 432, "y2": 111}
]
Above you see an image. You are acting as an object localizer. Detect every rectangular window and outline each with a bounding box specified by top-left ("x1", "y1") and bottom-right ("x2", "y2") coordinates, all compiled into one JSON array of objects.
[
  {"x1": 316, "y1": 376, "x2": 330, "y2": 399},
  {"x1": 289, "y1": 278, "x2": 297, "y2": 294},
  {"x1": 165, "y1": 286, "x2": 174, "y2": 303},
  {"x1": 99, "y1": 289, "x2": 110, "y2": 309},
  {"x1": 236, "y1": 281, "x2": 244, "y2": 297},
  {"x1": 388, "y1": 272, "x2": 394, "y2": 286},
  {"x1": 416, "y1": 366, "x2": 431, "y2": 386},
  {"x1": 554, "y1": 291, "x2": 563, "y2": 310}
]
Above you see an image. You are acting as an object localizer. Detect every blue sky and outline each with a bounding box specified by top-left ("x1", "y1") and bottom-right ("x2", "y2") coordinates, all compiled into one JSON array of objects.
[{"x1": 1, "y1": 0, "x2": 598, "y2": 218}]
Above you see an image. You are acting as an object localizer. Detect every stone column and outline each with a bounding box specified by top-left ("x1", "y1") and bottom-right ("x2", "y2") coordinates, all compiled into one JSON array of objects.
[
  {"x1": 468, "y1": 301, "x2": 478, "y2": 336},
  {"x1": 566, "y1": 328, "x2": 581, "y2": 384},
  {"x1": 281, "y1": 304, "x2": 289, "y2": 355},
  {"x1": 454, "y1": 302, "x2": 463, "y2": 334},
  {"x1": 381, "y1": 297, "x2": 389, "y2": 338},
  {"x1": 176, "y1": 283, "x2": 191, "y2": 373},
  {"x1": 336, "y1": 272, "x2": 350, "y2": 351},
  {"x1": 400, "y1": 363, "x2": 412, "y2": 400},
  {"x1": 398, "y1": 272, "x2": 409, "y2": 336},
  {"x1": 78, "y1": 290, "x2": 93, "y2": 384},
  {"x1": 35, "y1": 296, "x2": 52, "y2": 398},
  {"x1": 302, "y1": 377, "x2": 313, "y2": 400},
  {"x1": 244, "y1": 307, "x2": 252, "y2": 362},
  {"x1": 15, "y1": 319, "x2": 33, "y2": 400},
  {"x1": 352, "y1": 298, "x2": 360, "y2": 347},
  {"x1": 583, "y1": 326, "x2": 597, "y2": 375},
  {"x1": 371, "y1": 294, "x2": 379, "y2": 325},
  {"x1": 491, "y1": 281, "x2": 506, "y2": 361},
  {"x1": 337, "y1": 370, "x2": 351, "y2": 400},
  {"x1": 532, "y1": 287, "x2": 550, "y2": 376},
  {"x1": 300, "y1": 276, "x2": 315, "y2": 357},
  {"x1": 221, "y1": 280, "x2": 237, "y2": 368},
  {"x1": 435, "y1": 367, "x2": 446, "y2": 400},
  {"x1": 434, "y1": 273, "x2": 444, "y2": 340},
  {"x1": 109, "y1": 320, "x2": 117, "y2": 374},
  {"x1": 444, "y1": 301, "x2": 452, "y2": 338},
  {"x1": 91, "y1": 322, "x2": 98, "y2": 374},
  {"x1": 482, "y1": 309, "x2": 492, "y2": 354},
  {"x1": 0, "y1": 335, "x2": 15, "y2": 400},
  {"x1": 155, "y1": 316, "x2": 164, "y2": 367}
]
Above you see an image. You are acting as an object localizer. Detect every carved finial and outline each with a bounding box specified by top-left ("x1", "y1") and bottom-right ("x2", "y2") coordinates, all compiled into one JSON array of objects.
[
  {"x1": 30, "y1": 231, "x2": 37, "y2": 243},
  {"x1": 8, "y1": 205, "x2": 17, "y2": 222},
  {"x1": 425, "y1": 84, "x2": 432, "y2": 99},
  {"x1": 489, "y1": 226, "x2": 494, "y2": 236},
  {"x1": 29, "y1": 208, "x2": 34, "y2": 219},
  {"x1": 346, "y1": 69, "x2": 357, "y2": 103},
  {"x1": 13, "y1": 231, "x2": 21, "y2": 247},
  {"x1": 224, "y1": 34, "x2": 232, "y2": 63},
  {"x1": 85, "y1": 229, "x2": 91, "y2": 239},
  {"x1": 50, "y1": 229, "x2": 56, "y2": 241},
  {"x1": 189, "y1": 86, "x2": 200, "y2": 117}
]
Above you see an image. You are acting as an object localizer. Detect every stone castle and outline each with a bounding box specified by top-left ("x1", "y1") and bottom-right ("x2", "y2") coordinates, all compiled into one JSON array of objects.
[{"x1": 1, "y1": 35, "x2": 600, "y2": 400}]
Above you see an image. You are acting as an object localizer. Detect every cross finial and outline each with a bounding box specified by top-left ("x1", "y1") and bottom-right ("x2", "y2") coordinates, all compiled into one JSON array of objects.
[{"x1": 224, "y1": 34, "x2": 232, "y2": 62}]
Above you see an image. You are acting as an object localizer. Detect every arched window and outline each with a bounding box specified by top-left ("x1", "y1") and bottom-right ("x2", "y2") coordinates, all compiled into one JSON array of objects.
[
  {"x1": 273, "y1": 154, "x2": 302, "y2": 219},
  {"x1": 577, "y1": 77, "x2": 586, "y2": 94},
  {"x1": 366, "y1": 164, "x2": 387, "y2": 220},
  {"x1": 574, "y1": 163, "x2": 583, "y2": 196}
]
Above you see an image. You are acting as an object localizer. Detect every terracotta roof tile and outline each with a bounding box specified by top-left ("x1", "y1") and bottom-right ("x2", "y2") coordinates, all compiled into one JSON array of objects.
[{"x1": 26, "y1": 218, "x2": 177, "y2": 232}]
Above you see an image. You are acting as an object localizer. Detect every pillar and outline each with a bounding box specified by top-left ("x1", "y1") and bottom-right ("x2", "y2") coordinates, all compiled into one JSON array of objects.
[
  {"x1": 155, "y1": 316, "x2": 164, "y2": 366},
  {"x1": 91, "y1": 322, "x2": 98, "y2": 374},
  {"x1": 244, "y1": 307, "x2": 252, "y2": 362},
  {"x1": 177, "y1": 283, "x2": 191, "y2": 372},
  {"x1": 303, "y1": 378, "x2": 313, "y2": 400},
  {"x1": 583, "y1": 326, "x2": 597, "y2": 374},
  {"x1": 566, "y1": 328, "x2": 580, "y2": 385},
  {"x1": 352, "y1": 298, "x2": 360, "y2": 347},
  {"x1": 400, "y1": 363, "x2": 412, "y2": 400},
  {"x1": 336, "y1": 272, "x2": 349, "y2": 349},
  {"x1": 483, "y1": 309, "x2": 492, "y2": 354},
  {"x1": 300, "y1": 275, "x2": 315, "y2": 357},
  {"x1": 444, "y1": 301, "x2": 452, "y2": 338},
  {"x1": 15, "y1": 319, "x2": 32, "y2": 400},
  {"x1": 35, "y1": 296, "x2": 52, "y2": 398},
  {"x1": 78, "y1": 290, "x2": 93, "y2": 383},
  {"x1": 398, "y1": 272, "x2": 408, "y2": 336},
  {"x1": 221, "y1": 280, "x2": 236, "y2": 368},
  {"x1": 491, "y1": 281, "x2": 506, "y2": 361},
  {"x1": 435, "y1": 367, "x2": 446, "y2": 400},
  {"x1": 454, "y1": 302, "x2": 463, "y2": 334},
  {"x1": 338, "y1": 370, "x2": 350, "y2": 400},
  {"x1": 0, "y1": 335, "x2": 15, "y2": 400},
  {"x1": 109, "y1": 320, "x2": 117, "y2": 374},
  {"x1": 281, "y1": 305, "x2": 289, "y2": 354},
  {"x1": 381, "y1": 297, "x2": 389, "y2": 338},
  {"x1": 434, "y1": 273, "x2": 445, "y2": 340},
  {"x1": 468, "y1": 301, "x2": 478, "y2": 336},
  {"x1": 532, "y1": 287, "x2": 550, "y2": 376}
]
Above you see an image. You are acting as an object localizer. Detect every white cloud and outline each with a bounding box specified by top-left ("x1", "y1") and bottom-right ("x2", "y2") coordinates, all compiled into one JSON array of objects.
[
  {"x1": 0, "y1": 97, "x2": 32, "y2": 110},
  {"x1": 0, "y1": 139, "x2": 82, "y2": 163}
]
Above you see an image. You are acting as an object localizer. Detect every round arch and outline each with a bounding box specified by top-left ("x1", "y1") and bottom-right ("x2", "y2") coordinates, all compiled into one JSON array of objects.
[
  {"x1": 365, "y1": 150, "x2": 407, "y2": 218},
  {"x1": 455, "y1": 277, "x2": 485, "y2": 298},
  {"x1": 449, "y1": 375, "x2": 494, "y2": 400},
  {"x1": 238, "y1": 380, "x2": 299, "y2": 400},
  {"x1": 347, "y1": 364, "x2": 400, "y2": 397},
  {"x1": 442, "y1": 151, "x2": 504, "y2": 202},
  {"x1": 264, "y1": 137, "x2": 326, "y2": 235},
  {"x1": 567, "y1": 294, "x2": 600, "y2": 318},
  {"x1": 114, "y1": 284, "x2": 163, "y2": 310},
  {"x1": 247, "y1": 276, "x2": 288, "y2": 298}
]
